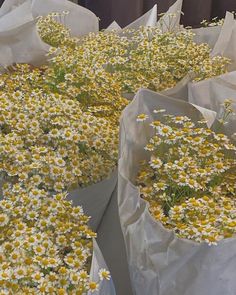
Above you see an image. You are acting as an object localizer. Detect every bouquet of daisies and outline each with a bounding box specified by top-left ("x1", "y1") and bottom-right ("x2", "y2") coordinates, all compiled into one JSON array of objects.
[{"x1": 118, "y1": 89, "x2": 236, "y2": 295}]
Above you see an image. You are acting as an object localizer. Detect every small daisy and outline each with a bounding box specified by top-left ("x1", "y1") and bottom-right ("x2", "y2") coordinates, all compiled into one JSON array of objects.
[
  {"x1": 149, "y1": 156, "x2": 163, "y2": 169},
  {"x1": 137, "y1": 114, "x2": 149, "y2": 122}
]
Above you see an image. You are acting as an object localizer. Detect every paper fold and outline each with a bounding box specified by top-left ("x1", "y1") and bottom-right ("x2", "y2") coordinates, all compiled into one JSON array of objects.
[
  {"x1": 89, "y1": 239, "x2": 116, "y2": 295},
  {"x1": 156, "y1": 0, "x2": 183, "y2": 32}
]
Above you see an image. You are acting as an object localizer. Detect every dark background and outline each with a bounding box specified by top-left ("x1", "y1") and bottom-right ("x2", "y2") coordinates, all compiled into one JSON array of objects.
[
  {"x1": 0, "y1": 0, "x2": 235, "y2": 28},
  {"x1": 77, "y1": 0, "x2": 236, "y2": 28}
]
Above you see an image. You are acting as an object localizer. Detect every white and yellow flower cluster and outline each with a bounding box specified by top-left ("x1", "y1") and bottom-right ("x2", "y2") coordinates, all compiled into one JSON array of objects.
[
  {"x1": 38, "y1": 14, "x2": 229, "y2": 96},
  {"x1": 136, "y1": 109, "x2": 236, "y2": 245},
  {"x1": 0, "y1": 64, "x2": 118, "y2": 192},
  {"x1": 0, "y1": 184, "x2": 110, "y2": 294}
]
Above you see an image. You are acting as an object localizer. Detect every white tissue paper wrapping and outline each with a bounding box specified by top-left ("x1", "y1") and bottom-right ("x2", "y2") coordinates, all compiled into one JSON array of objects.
[
  {"x1": 118, "y1": 88, "x2": 236, "y2": 295},
  {"x1": 105, "y1": 21, "x2": 122, "y2": 32},
  {"x1": 188, "y1": 71, "x2": 236, "y2": 114},
  {"x1": 106, "y1": 4, "x2": 157, "y2": 32},
  {"x1": 0, "y1": 0, "x2": 98, "y2": 36},
  {"x1": 192, "y1": 25, "x2": 222, "y2": 49},
  {"x1": 106, "y1": 0, "x2": 182, "y2": 32},
  {"x1": 89, "y1": 239, "x2": 116, "y2": 295},
  {"x1": 162, "y1": 74, "x2": 192, "y2": 102},
  {"x1": 188, "y1": 71, "x2": 236, "y2": 136},
  {"x1": 0, "y1": 0, "x2": 33, "y2": 30},
  {"x1": 0, "y1": 19, "x2": 49, "y2": 68},
  {"x1": 156, "y1": 0, "x2": 183, "y2": 32},
  {"x1": 124, "y1": 4, "x2": 157, "y2": 30},
  {"x1": 211, "y1": 12, "x2": 236, "y2": 71},
  {"x1": 0, "y1": 0, "x2": 98, "y2": 67}
]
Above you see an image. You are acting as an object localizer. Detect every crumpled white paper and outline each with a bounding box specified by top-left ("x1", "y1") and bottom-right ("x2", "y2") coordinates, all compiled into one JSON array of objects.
[
  {"x1": 89, "y1": 239, "x2": 116, "y2": 295},
  {"x1": 0, "y1": 19, "x2": 49, "y2": 68},
  {"x1": 162, "y1": 74, "x2": 192, "y2": 102},
  {"x1": 31, "y1": 0, "x2": 98, "y2": 37},
  {"x1": 188, "y1": 71, "x2": 236, "y2": 136},
  {"x1": 0, "y1": 0, "x2": 33, "y2": 30},
  {"x1": 193, "y1": 25, "x2": 222, "y2": 48},
  {"x1": 0, "y1": 0, "x2": 99, "y2": 67},
  {"x1": 118, "y1": 88, "x2": 236, "y2": 295},
  {"x1": 211, "y1": 12, "x2": 236, "y2": 71},
  {"x1": 106, "y1": 5, "x2": 157, "y2": 32},
  {"x1": 125, "y1": 4, "x2": 157, "y2": 30},
  {"x1": 189, "y1": 71, "x2": 236, "y2": 115},
  {"x1": 96, "y1": 186, "x2": 134, "y2": 295},
  {"x1": 106, "y1": 21, "x2": 121, "y2": 32},
  {"x1": 156, "y1": 0, "x2": 183, "y2": 32},
  {"x1": 0, "y1": 0, "x2": 98, "y2": 36},
  {"x1": 106, "y1": 0, "x2": 182, "y2": 32}
]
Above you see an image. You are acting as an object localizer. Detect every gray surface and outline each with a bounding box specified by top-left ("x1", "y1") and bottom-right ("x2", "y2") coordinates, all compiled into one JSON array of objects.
[
  {"x1": 97, "y1": 186, "x2": 133, "y2": 295},
  {"x1": 67, "y1": 170, "x2": 118, "y2": 232}
]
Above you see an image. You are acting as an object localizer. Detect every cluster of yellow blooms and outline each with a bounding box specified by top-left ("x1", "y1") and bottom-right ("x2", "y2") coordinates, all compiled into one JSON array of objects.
[
  {"x1": 0, "y1": 184, "x2": 110, "y2": 294},
  {"x1": 0, "y1": 61, "x2": 114, "y2": 291},
  {"x1": 37, "y1": 11, "x2": 72, "y2": 47},
  {"x1": 0, "y1": 64, "x2": 118, "y2": 191},
  {"x1": 38, "y1": 13, "x2": 229, "y2": 96},
  {"x1": 37, "y1": 13, "x2": 128, "y2": 123},
  {"x1": 136, "y1": 109, "x2": 236, "y2": 245}
]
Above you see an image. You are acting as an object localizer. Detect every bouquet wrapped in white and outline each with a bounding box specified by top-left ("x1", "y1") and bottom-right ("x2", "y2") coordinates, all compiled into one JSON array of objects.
[
  {"x1": 118, "y1": 89, "x2": 236, "y2": 295},
  {"x1": 0, "y1": 2, "x2": 116, "y2": 290}
]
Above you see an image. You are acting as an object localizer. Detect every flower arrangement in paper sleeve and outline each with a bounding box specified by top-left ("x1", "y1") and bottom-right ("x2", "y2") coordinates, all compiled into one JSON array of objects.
[
  {"x1": 0, "y1": 183, "x2": 110, "y2": 294},
  {"x1": 37, "y1": 13, "x2": 229, "y2": 99},
  {"x1": 0, "y1": 66, "x2": 118, "y2": 191},
  {"x1": 135, "y1": 102, "x2": 236, "y2": 245}
]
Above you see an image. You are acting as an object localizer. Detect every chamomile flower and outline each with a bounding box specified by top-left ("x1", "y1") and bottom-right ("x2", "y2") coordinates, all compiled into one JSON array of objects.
[
  {"x1": 157, "y1": 125, "x2": 173, "y2": 136},
  {"x1": 149, "y1": 157, "x2": 163, "y2": 169},
  {"x1": 0, "y1": 214, "x2": 9, "y2": 227},
  {"x1": 88, "y1": 281, "x2": 99, "y2": 292},
  {"x1": 137, "y1": 114, "x2": 149, "y2": 122},
  {"x1": 99, "y1": 269, "x2": 111, "y2": 281}
]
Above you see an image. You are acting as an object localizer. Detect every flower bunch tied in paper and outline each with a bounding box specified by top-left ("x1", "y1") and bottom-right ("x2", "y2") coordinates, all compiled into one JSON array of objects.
[
  {"x1": 0, "y1": 64, "x2": 118, "y2": 192},
  {"x1": 136, "y1": 104, "x2": 236, "y2": 245},
  {"x1": 0, "y1": 184, "x2": 110, "y2": 294}
]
